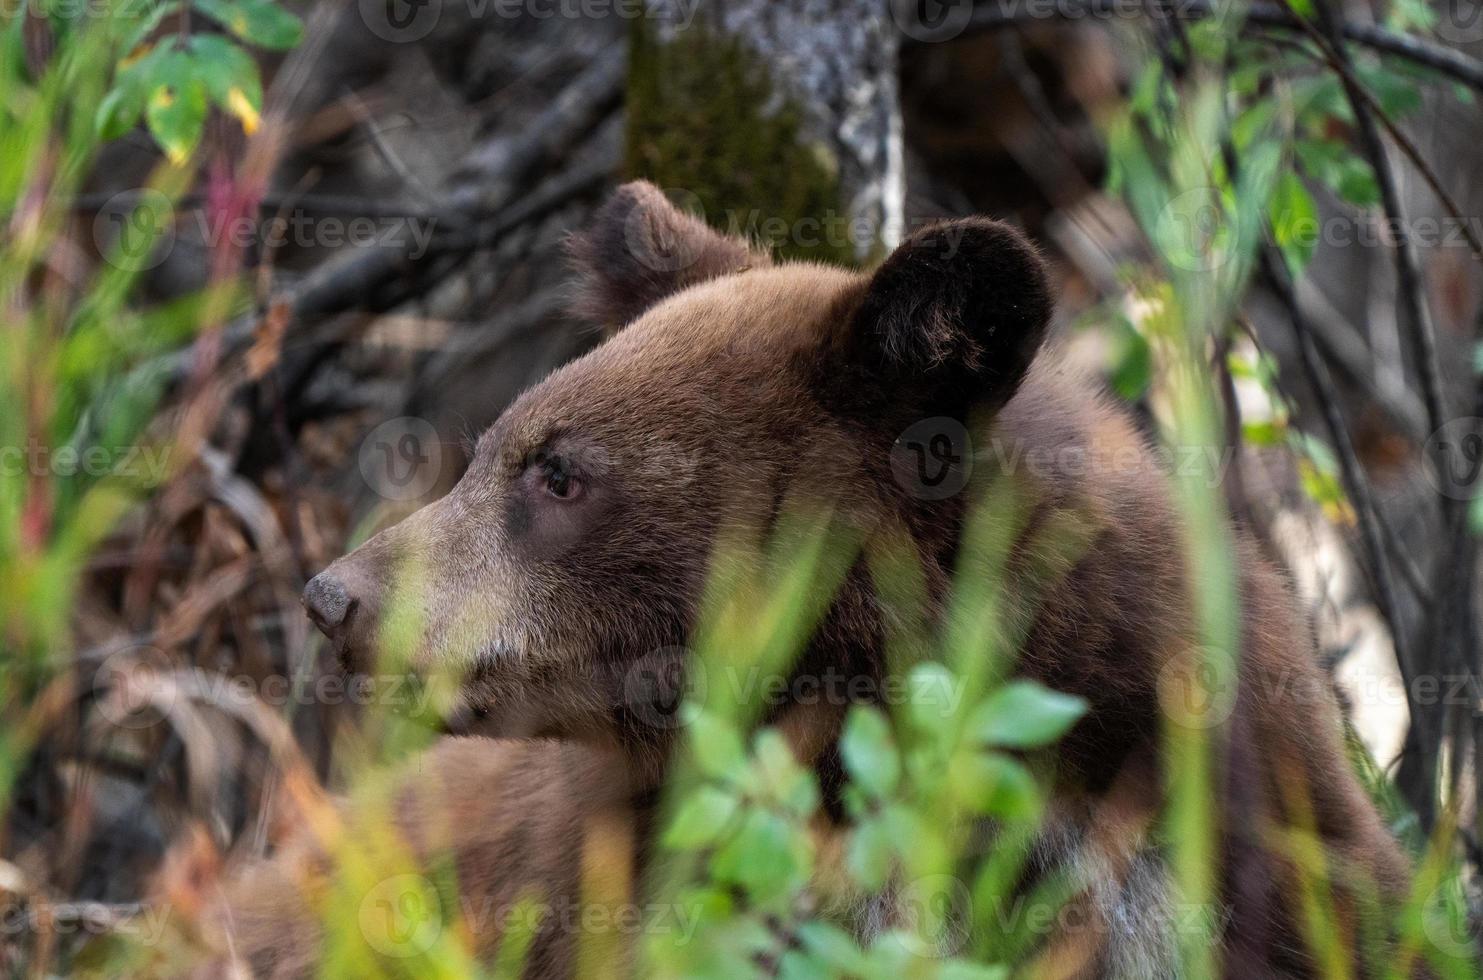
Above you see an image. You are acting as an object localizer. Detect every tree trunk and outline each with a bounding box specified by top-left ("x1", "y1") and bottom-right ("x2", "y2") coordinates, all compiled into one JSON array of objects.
[{"x1": 629, "y1": 0, "x2": 905, "y2": 262}]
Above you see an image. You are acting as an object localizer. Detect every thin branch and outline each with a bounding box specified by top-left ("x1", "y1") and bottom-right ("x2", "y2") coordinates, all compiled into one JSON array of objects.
[
  {"x1": 1291, "y1": 278, "x2": 1429, "y2": 444},
  {"x1": 142, "y1": 51, "x2": 625, "y2": 390},
  {"x1": 339, "y1": 85, "x2": 441, "y2": 207},
  {"x1": 1298, "y1": 0, "x2": 1470, "y2": 824},
  {"x1": 1272, "y1": 0, "x2": 1483, "y2": 269},
  {"x1": 1233, "y1": 309, "x2": 1434, "y2": 602},
  {"x1": 73, "y1": 189, "x2": 447, "y2": 221},
  {"x1": 952, "y1": 0, "x2": 1483, "y2": 95},
  {"x1": 966, "y1": 0, "x2": 1483, "y2": 266},
  {"x1": 1299, "y1": 0, "x2": 1460, "y2": 577},
  {"x1": 1260, "y1": 242, "x2": 1430, "y2": 805},
  {"x1": 1187, "y1": 33, "x2": 1433, "y2": 815}
]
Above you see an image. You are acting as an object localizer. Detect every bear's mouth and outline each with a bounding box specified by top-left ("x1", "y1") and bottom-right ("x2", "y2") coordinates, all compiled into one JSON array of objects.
[
  {"x1": 433, "y1": 642, "x2": 530, "y2": 736},
  {"x1": 438, "y1": 700, "x2": 490, "y2": 736},
  {"x1": 319, "y1": 601, "x2": 363, "y2": 674}
]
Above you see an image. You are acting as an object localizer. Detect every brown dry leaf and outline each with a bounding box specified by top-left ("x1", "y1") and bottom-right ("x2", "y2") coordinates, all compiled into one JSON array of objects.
[
  {"x1": 245, "y1": 302, "x2": 292, "y2": 381},
  {"x1": 150, "y1": 822, "x2": 223, "y2": 919},
  {"x1": 155, "y1": 557, "x2": 257, "y2": 650}
]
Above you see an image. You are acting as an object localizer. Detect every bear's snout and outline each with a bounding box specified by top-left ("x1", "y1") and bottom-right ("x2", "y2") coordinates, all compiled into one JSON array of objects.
[
  {"x1": 302, "y1": 559, "x2": 384, "y2": 670},
  {"x1": 302, "y1": 572, "x2": 352, "y2": 634}
]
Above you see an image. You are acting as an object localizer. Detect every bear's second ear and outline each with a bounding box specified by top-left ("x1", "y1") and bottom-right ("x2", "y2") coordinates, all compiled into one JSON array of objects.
[
  {"x1": 831, "y1": 218, "x2": 1052, "y2": 421},
  {"x1": 567, "y1": 181, "x2": 770, "y2": 330}
]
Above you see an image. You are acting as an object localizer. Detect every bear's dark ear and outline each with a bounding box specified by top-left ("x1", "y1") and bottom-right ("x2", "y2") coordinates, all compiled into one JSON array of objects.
[
  {"x1": 833, "y1": 218, "x2": 1052, "y2": 421},
  {"x1": 566, "y1": 181, "x2": 769, "y2": 330}
]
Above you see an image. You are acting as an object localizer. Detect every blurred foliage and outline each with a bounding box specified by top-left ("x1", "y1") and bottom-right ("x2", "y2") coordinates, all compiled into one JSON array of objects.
[
  {"x1": 636, "y1": 498, "x2": 1090, "y2": 979},
  {"x1": 0, "y1": 0, "x2": 249, "y2": 963},
  {"x1": 32, "y1": 0, "x2": 303, "y2": 160},
  {"x1": 1, "y1": 0, "x2": 1482, "y2": 977}
]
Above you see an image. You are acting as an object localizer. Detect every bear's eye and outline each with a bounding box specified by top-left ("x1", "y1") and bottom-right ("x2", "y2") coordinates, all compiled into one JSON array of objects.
[{"x1": 535, "y1": 451, "x2": 580, "y2": 500}]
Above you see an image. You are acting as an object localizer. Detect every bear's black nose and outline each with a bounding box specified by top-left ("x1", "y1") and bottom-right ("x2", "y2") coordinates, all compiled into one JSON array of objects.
[{"x1": 303, "y1": 572, "x2": 353, "y2": 636}]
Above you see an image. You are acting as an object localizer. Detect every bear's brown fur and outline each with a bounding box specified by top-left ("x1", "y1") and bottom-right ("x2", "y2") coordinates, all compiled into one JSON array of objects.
[{"x1": 199, "y1": 182, "x2": 1412, "y2": 978}]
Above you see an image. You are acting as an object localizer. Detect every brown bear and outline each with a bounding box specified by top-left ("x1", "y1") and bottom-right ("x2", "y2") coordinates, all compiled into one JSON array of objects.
[{"x1": 196, "y1": 181, "x2": 1412, "y2": 977}]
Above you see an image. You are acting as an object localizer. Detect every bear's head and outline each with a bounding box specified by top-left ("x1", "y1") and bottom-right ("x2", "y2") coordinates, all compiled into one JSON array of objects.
[{"x1": 302, "y1": 181, "x2": 1052, "y2": 746}]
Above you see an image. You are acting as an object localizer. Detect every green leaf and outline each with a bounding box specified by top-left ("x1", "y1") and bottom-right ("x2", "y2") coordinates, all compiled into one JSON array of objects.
[
  {"x1": 1291, "y1": 431, "x2": 1340, "y2": 475},
  {"x1": 1294, "y1": 136, "x2": 1341, "y2": 187},
  {"x1": 96, "y1": 84, "x2": 145, "y2": 141},
  {"x1": 777, "y1": 950, "x2": 821, "y2": 980},
  {"x1": 188, "y1": 34, "x2": 263, "y2": 133},
  {"x1": 710, "y1": 810, "x2": 809, "y2": 903},
  {"x1": 1268, "y1": 171, "x2": 1318, "y2": 275},
  {"x1": 1294, "y1": 135, "x2": 1380, "y2": 208},
  {"x1": 753, "y1": 729, "x2": 819, "y2": 818},
  {"x1": 968, "y1": 681, "x2": 1087, "y2": 749},
  {"x1": 663, "y1": 786, "x2": 740, "y2": 850},
  {"x1": 796, "y1": 922, "x2": 868, "y2": 974},
  {"x1": 1336, "y1": 164, "x2": 1380, "y2": 208},
  {"x1": 1230, "y1": 100, "x2": 1278, "y2": 154},
  {"x1": 689, "y1": 710, "x2": 747, "y2": 781},
  {"x1": 948, "y1": 751, "x2": 1041, "y2": 820},
  {"x1": 1107, "y1": 315, "x2": 1152, "y2": 402},
  {"x1": 96, "y1": 45, "x2": 167, "y2": 141},
  {"x1": 1291, "y1": 433, "x2": 1354, "y2": 523},
  {"x1": 1242, "y1": 420, "x2": 1286, "y2": 447},
  {"x1": 120, "y1": 0, "x2": 181, "y2": 55},
  {"x1": 840, "y1": 707, "x2": 900, "y2": 798},
  {"x1": 903, "y1": 662, "x2": 960, "y2": 735},
  {"x1": 1386, "y1": 0, "x2": 1436, "y2": 30},
  {"x1": 1128, "y1": 60, "x2": 1168, "y2": 117},
  {"x1": 939, "y1": 961, "x2": 1010, "y2": 980},
  {"x1": 846, "y1": 815, "x2": 894, "y2": 890},
  {"x1": 193, "y1": 0, "x2": 304, "y2": 50},
  {"x1": 1294, "y1": 76, "x2": 1350, "y2": 124},
  {"x1": 1356, "y1": 63, "x2": 1424, "y2": 119},
  {"x1": 866, "y1": 930, "x2": 920, "y2": 971},
  {"x1": 143, "y1": 50, "x2": 207, "y2": 164}
]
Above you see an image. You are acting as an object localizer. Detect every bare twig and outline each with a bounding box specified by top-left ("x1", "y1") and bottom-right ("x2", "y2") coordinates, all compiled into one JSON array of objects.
[
  {"x1": 1271, "y1": 0, "x2": 1483, "y2": 269},
  {"x1": 136, "y1": 52, "x2": 624, "y2": 395},
  {"x1": 1180, "y1": 28, "x2": 1436, "y2": 815},
  {"x1": 340, "y1": 85, "x2": 441, "y2": 207},
  {"x1": 1291, "y1": 278, "x2": 1429, "y2": 444},
  {"x1": 1233, "y1": 309, "x2": 1435, "y2": 602},
  {"x1": 954, "y1": 0, "x2": 1483, "y2": 95},
  {"x1": 1261, "y1": 242, "x2": 1432, "y2": 814},
  {"x1": 73, "y1": 189, "x2": 446, "y2": 221},
  {"x1": 1305, "y1": 0, "x2": 1467, "y2": 820}
]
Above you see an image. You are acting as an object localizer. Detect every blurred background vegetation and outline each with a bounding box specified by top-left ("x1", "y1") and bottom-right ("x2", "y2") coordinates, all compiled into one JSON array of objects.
[{"x1": 3, "y1": 0, "x2": 1483, "y2": 975}]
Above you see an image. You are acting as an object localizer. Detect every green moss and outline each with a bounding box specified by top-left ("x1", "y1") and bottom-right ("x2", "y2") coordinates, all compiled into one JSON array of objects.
[{"x1": 624, "y1": 16, "x2": 857, "y2": 265}]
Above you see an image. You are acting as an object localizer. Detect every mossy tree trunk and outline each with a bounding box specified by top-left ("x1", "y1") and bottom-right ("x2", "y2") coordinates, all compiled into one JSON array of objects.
[{"x1": 627, "y1": 0, "x2": 905, "y2": 264}]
